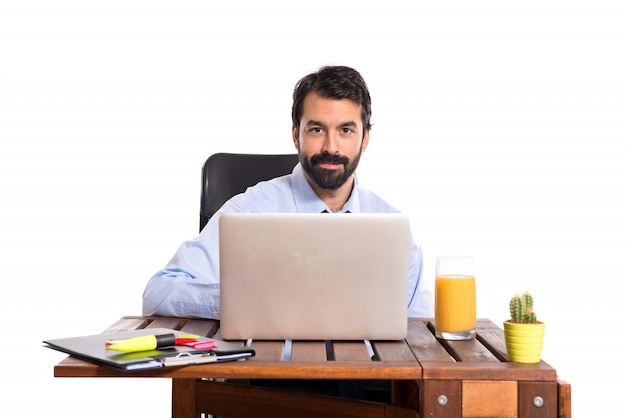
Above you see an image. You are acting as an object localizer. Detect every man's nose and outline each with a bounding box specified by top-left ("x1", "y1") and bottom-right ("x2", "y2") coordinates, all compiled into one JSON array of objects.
[{"x1": 321, "y1": 131, "x2": 339, "y2": 153}]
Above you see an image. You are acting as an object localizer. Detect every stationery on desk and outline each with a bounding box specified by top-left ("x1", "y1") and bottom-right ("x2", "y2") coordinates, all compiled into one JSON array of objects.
[{"x1": 43, "y1": 327, "x2": 255, "y2": 371}]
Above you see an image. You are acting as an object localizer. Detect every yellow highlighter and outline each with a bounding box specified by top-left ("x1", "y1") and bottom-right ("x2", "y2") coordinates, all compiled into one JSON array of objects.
[{"x1": 105, "y1": 333, "x2": 198, "y2": 352}]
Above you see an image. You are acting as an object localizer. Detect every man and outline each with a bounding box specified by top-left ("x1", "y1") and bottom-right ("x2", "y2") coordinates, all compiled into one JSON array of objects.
[{"x1": 142, "y1": 65, "x2": 433, "y2": 319}]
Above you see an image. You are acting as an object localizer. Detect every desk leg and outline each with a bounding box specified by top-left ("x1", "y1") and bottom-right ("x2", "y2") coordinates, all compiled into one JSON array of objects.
[
  {"x1": 419, "y1": 380, "x2": 461, "y2": 418},
  {"x1": 391, "y1": 380, "x2": 419, "y2": 409},
  {"x1": 172, "y1": 378, "x2": 197, "y2": 418},
  {"x1": 557, "y1": 379, "x2": 572, "y2": 418},
  {"x1": 519, "y1": 381, "x2": 557, "y2": 418}
]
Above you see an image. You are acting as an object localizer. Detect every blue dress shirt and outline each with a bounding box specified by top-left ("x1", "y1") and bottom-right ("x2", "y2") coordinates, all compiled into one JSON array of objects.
[{"x1": 142, "y1": 163, "x2": 434, "y2": 319}]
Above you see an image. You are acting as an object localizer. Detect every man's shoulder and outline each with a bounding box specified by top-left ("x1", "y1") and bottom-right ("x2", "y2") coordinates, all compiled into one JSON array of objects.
[
  {"x1": 355, "y1": 186, "x2": 402, "y2": 213},
  {"x1": 248, "y1": 173, "x2": 293, "y2": 194},
  {"x1": 227, "y1": 174, "x2": 295, "y2": 210}
]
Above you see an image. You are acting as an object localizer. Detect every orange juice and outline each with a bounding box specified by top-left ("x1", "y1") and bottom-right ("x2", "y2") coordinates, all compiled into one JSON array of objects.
[{"x1": 435, "y1": 274, "x2": 476, "y2": 334}]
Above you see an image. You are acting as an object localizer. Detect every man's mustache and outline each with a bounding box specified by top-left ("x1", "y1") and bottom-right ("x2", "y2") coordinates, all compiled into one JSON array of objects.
[{"x1": 311, "y1": 154, "x2": 349, "y2": 166}]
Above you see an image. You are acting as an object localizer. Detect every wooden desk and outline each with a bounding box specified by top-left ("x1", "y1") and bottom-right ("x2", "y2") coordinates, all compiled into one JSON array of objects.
[{"x1": 53, "y1": 316, "x2": 571, "y2": 418}]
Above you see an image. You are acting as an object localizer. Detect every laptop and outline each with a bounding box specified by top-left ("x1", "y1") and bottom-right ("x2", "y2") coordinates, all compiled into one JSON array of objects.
[{"x1": 219, "y1": 213, "x2": 409, "y2": 340}]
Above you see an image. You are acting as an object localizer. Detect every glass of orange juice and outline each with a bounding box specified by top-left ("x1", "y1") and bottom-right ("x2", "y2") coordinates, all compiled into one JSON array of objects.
[{"x1": 435, "y1": 256, "x2": 476, "y2": 340}]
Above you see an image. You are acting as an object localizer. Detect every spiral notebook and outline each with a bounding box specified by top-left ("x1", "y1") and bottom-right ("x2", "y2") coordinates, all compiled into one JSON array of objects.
[{"x1": 219, "y1": 213, "x2": 410, "y2": 340}]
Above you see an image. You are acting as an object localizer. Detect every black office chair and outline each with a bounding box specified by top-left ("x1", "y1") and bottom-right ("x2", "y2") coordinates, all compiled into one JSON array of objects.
[{"x1": 199, "y1": 153, "x2": 300, "y2": 232}]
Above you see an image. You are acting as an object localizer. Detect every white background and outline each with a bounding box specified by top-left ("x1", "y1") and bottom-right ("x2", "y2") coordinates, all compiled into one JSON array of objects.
[{"x1": 1, "y1": 1, "x2": 624, "y2": 416}]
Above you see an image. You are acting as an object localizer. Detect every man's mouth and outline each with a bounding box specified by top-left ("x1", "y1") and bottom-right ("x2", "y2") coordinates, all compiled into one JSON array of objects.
[{"x1": 317, "y1": 162, "x2": 342, "y2": 170}]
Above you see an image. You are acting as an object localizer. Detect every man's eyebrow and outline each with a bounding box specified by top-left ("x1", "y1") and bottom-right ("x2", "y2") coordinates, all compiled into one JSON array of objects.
[
  {"x1": 304, "y1": 119, "x2": 325, "y2": 127},
  {"x1": 304, "y1": 120, "x2": 359, "y2": 128}
]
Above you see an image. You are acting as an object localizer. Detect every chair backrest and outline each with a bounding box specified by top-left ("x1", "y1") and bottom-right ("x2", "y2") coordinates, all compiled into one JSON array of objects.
[{"x1": 200, "y1": 153, "x2": 299, "y2": 232}]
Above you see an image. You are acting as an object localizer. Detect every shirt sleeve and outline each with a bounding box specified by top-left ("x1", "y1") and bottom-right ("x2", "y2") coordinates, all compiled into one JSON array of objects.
[
  {"x1": 142, "y1": 215, "x2": 222, "y2": 319},
  {"x1": 142, "y1": 175, "x2": 296, "y2": 319}
]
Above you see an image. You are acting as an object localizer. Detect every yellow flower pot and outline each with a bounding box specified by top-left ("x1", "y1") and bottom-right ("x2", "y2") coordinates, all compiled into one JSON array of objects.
[{"x1": 503, "y1": 321, "x2": 545, "y2": 363}]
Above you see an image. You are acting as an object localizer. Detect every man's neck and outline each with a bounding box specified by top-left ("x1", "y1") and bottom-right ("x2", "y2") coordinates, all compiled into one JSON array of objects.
[{"x1": 307, "y1": 176, "x2": 354, "y2": 213}]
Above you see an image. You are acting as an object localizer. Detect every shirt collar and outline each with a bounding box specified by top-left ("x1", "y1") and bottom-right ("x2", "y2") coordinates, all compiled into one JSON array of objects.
[{"x1": 291, "y1": 163, "x2": 360, "y2": 213}]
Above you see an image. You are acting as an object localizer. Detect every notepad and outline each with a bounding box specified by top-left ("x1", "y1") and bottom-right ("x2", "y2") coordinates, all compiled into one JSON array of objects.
[
  {"x1": 43, "y1": 328, "x2": 255, "y2": 370},
  {"x1": 219, "y1": 213, "x2": 410, "y2": 340}
]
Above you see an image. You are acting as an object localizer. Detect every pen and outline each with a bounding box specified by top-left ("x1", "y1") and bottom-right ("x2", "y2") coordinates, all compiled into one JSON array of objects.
[{"x1": 105, "y1": 333, "x2": 200, "y2": 352}]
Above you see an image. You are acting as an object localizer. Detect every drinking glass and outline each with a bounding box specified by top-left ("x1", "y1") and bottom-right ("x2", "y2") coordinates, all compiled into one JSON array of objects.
[{"x1": 435, "y1": 256, "x2": 476, "y2": 340}]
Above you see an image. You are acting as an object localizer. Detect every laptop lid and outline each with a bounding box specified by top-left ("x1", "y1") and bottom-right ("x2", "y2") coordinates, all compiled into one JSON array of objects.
[{"x1": 219, "y1": 213, "x2": 409, "y2": 340}]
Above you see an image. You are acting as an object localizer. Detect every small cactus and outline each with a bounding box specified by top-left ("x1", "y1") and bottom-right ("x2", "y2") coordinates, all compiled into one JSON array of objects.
[{"x1": 509, "y1": 291, "x2": 539, "y2": 323}]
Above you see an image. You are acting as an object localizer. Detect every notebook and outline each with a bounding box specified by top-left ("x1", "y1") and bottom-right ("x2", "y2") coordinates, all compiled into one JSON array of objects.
[
  {"x1": 43, "y1": 328, "x2": 255, "y2": 370},
  {"x1": 219, "y1": 213, "x2": 410, "y2": 340}
]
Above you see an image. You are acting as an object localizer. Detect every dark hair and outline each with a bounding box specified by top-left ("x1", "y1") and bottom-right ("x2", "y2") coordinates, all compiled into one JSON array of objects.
[{"x1": 291, "y1": 66, "x2": 372, "y2": 134}]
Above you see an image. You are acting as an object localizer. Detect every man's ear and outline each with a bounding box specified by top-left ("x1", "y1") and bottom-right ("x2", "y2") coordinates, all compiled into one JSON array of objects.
[
  {"x1": 360, "y1": 130, "x2": 370, "y2": 152},
  {"x1": 292, "y1": 126, "x2": 299, "y2": 149}
]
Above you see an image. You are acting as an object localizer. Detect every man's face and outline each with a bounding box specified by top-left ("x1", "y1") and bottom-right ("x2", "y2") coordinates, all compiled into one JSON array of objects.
[{"x1": 292, "y1": 92, "x2": 369, "y2": 190}]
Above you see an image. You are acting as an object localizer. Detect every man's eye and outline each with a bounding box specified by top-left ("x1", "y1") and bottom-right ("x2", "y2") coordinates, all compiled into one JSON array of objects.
[
  {"x1": 342, "y1": 128, "x2": 354, "y2": 134},
  {"x1": 310, "y1": 127, "x2": 322, "y2": 133}
]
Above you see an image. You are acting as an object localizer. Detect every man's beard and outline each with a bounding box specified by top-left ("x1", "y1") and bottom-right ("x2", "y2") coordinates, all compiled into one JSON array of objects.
[{"x1": 300, "y1": 151, "x2": 361, "y2": 190}]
